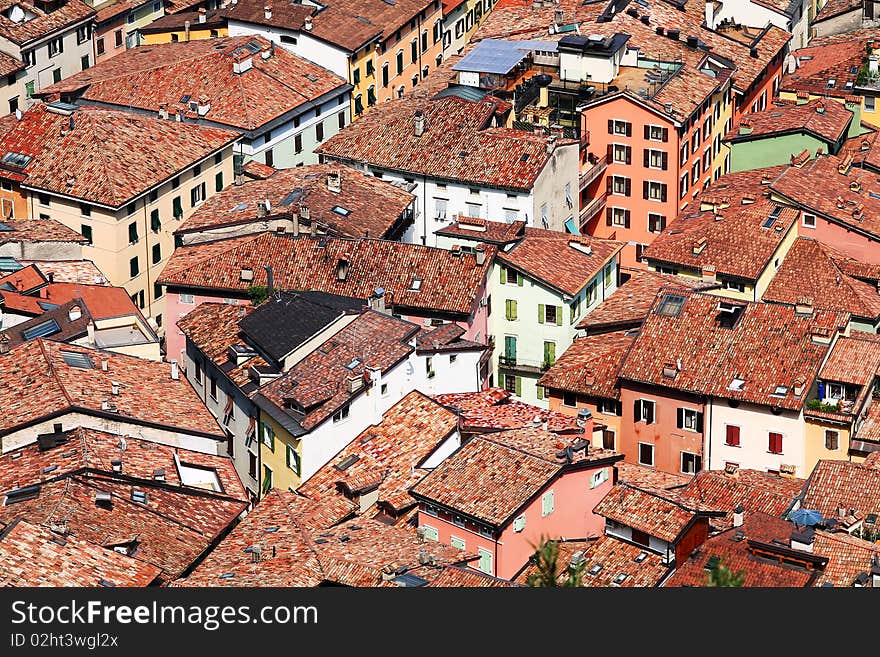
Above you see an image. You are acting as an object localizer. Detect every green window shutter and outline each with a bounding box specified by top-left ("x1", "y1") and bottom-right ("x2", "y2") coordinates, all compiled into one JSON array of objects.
[
  {"x1": 538, "y1": 303, "x2": 545, "y2": 324},
  {"x1": 542, "y1": 490, "x2": 555, "y2": 516},
  {"x1": 555, "y1": 306, "x2": 563, "y2": 326},
  {"x1": 478, "y1": 548, "x2": 493, "y2": 574},
  {"x1": 172, "y1": 196, "x2": 183, "y2": 218},
  {"x1": 537, "y1": 384, "x2": 544, "y2": 400},
  {"x1": 513, "y1": 514, "x2": 526, "y2": 532},
  {"x1": 544, "y1": 341, "x2": 555, "y2": 366},
  {"x1": 511, "y1": 299, "x2": 517, "y2": 320},
  {"x1": 517, "y1": 273, "x2": 524, "y2": 287},
  {"x1": 215, "y1": 171, "x2": 224, "y2": 192},
  {"x1": 505, "y1": 299, "x2": 511, "y2": 320},
  {"x1": 421, "y1": 525, "x2": 438, "y2": 541},
  {"x1": 515, "y1": 376, "x2": 522, "y2": 397},
  {"x1": 150, "y1": 209, "x2": 160, "y2": 231},
  {"x1": 500, "y1": 266, "x2": 507, "y2": 284},
  {"x1": 450, "y1": 536, "x2": 466, "y2": 550}
]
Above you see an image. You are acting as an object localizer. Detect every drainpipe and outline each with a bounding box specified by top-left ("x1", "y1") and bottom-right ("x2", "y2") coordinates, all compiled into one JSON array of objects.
[
  {"x1": 142, "y1": 200, "x2": 153, "y2": 319},
  {"x1": 706, "y1": 396, "x2": 713, "y2": 471},
  {"x1": 422, "y1": 174, "x2": 428, "y2": 245}
]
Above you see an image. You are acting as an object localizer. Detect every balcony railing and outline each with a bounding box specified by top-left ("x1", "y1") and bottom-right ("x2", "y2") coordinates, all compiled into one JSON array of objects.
[
  {"x1": 498, "y1": 355, "x2": 552, "y2": 375},
  {"x1": 579, "y1": 155, "x2": 608, "y2": 192},
  {"x1": 579, "y1": 193, "x2": 607, "y2": 225}
]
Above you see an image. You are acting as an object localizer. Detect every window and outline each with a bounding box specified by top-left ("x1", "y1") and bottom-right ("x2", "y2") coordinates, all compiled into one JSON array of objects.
[
  {"x1": 681, "y1": 452, "x2": 702, "y2": 474},
  {"x1": 81, "y1": 55, "x2": 89, "y2": 71},
  {"x1": 127, "y1": 12, "x2": 135, "y2": 23},
  {"x1": 691, "y1": 161, "x2": 700, "y2": 186},
  {"x1": 602, "y1": 429, "x2": 616, "y2": 450},
  {"x1": 433, "y1": 197, "x2": 447, "y2": 219},
  {"x1": 209, "y1": 375, "x2": 218, "y2": 400},
  {"x1": 261, "y1": 422, "x2": 275, "y2": 449},
  {"x1": 180, "y1": 293, "x2": 195, "y2": 304},
  {"x1": 466, "y1": 202, "x2": 480, "y2": 217},
  {"x1": 190, "y1": 182, "x2": 206, "y2": 207},
  {"x1": 769, "y1": 432, "x2": 783, "y2": 454},
  {"x1": 643, "y1": 181, "x2": 667, "y2": 202},
  {"x1": 802, "y1": 213, "x2": 816, "y2": 229},
  {"x1": 648, "y1": 213, "x2": 666, "y2": 234},
  {"x1": 81, "y1": 224, "x2": 92, "y2": 245},
  {"x1": 286, "y1": 444, "x2": 301, "y2": 475},
  {"x1": 638, "y1": 442, "x2": 654, "y2": 466},
  {"x1": 645, "y1": 149, "x2": 667, "y2": 170},
  {"x1": 634, "y1": 399, "x2": 655, "y2": 424},
  {"x1": 410, "y1": 38, "x2": 418, "y2": 63},
  {"x1": 129, "y1": 257, "x2": 139, "y2": 278},
  {"x1": 679, "y1": 140, "x2": 688, "y2": 166},
  {"x1": 503, "y1": 374, "x2": 520, "y2": 396},
  {"x1": 541, "y1": 490, "x2": 555, "y2": 517},
  {"x1": 450, "y1": 536, "x2": 466, "y2": 551},
  {"x1": 725, "y1": 425, "x2": 740, "y2": 447},
  {"x1": 152, "y1": 243, "x2": 161, "y2": 264},
  {"x1": 543, "y1": 341, "x2": 556, "y2": 367},
  {"x1": 215, "y1": 172, "x2": 223, "y2": 193},
  {"x1": 172, "y1": 196, "x2": 183, "y2": 219},
  {"x1": 866, "y1": 96, "x2": 876, "y2": 111},
  {"x1": 562, "y1": 391, "x2": 577, "y2": 407},
  {"x1": 646, "y1": 124, "x2": 668, "y2": 142},
  {"x1": 610, "y1": 175, "x2": 630, "y2": 196},
  {"x1": 38, "y1": 193, "x2": 50, "y2": 207},
  {"x1": 128, "y1": 222, "x2": 138, "y2": 244},
  {"x1": 7, "y1": 96, "x2": 17, "y2": 115},
  {"x1": 153, "y1": 282, "x2": 163, "y2": 299},
  {"x1": 396, "y1": 50, "x2": 404, "y2": 75},
  {"x1": 722, "y1": 279, "x2": 746, "y2": 293},
  {"x1": 598, "y1": 399, "x2": 621, "y2": 416},
  {"x1": 703, "y1": 148, "x2": 711, "y2": 173},
  {"x1": 114, "y1": 30, "x2": 123, "y2": 48},
  {"x1": 611, "y1": 143, "x2": 631, "y2": 164},
  {"x1": 504, "y1": 299, "x2": 517, "y2": 321},
  {"x1": 264, "y1": 149, "x2": 273, "y2": 168},
  {"x1": 607, "y1": 207, "x2": 630, "y2": 228},
  {"x1": 332, "y1": 404, "x2": 350, "y2": 423},
  {"x1": 703, "y1": 117, "x2": 712, "y2": 140},
  {"x1": 382, "y1": 63, "x2": 389, "y2": 87},
  {"x1": 194, "y1": 163, "x2": 202, "y2": 176},
  {"x1": 25, "y1": 81, "x2": 34, "y2": 97},
  {"x1": 513, "y1": 514, "x2": 526, "y2": 532},
  {"x1": 825, "y1": 430, "x2": 839, "y2": 451},
  {"x1": 609, "y1": 119, "x2": 632, "y2": 136},
  {"x1": 48, "y1": 37, "x2": 63, "y2": 57},
  {"x1": 294, "y1": 134, "x2": 302, "y2": 154},
  {"x1": 172, "y1": 176, "x2": 180, "y2": 190},
  {"x1": 540, "y1": 304, "x2": 560, "y2": 325},
  {"x1": 262, "y1": 465, "x2": 273, "y2": 492},
  {"x1": 676, "y1": 408, "x2": 703, "y2": 432},
  {"x1": 352, "y1": 67, "x2": 361, "y2": 85},
  {"x1": 315, "y1": 121, "x2": 324, "y2": 141},
  {"x1": 590, "y1": 467, "x2": 609, "y2": 489},
  {"x1": 680, "y1": 173, "x2": 689, "y2": 200},
  {"x1": 23, "y1": 49, "x2": 35, "y2": 67}
]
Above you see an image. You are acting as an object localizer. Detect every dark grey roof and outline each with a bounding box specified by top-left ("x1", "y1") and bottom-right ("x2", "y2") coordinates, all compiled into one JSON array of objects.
[{"x1": 237, "y1": 290, "x2": 364, "y2": 362}]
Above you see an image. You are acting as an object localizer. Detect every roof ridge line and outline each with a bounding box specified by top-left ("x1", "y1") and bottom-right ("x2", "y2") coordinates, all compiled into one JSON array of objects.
[{"x1": 36, "y1": 339, "x2": 75, "y2": 408}]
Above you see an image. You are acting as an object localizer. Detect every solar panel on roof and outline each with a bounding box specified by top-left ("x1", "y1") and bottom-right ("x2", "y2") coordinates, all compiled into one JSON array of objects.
[
  {"x1": 61, "y1": 351, "x2": 94, "y2": 369},
  {"x1": 332, "y1": 205, "x2": 350, "y2": 216},
  {"x1": 246, "y1": 40, "x2": 263, "y2": 53},
  {"x1": 281, "y1": 189, "x2": 303, "y2": 206},
  {"x1": 393, "y1": 573, "x2": 428, "y2": 587},
  {"x1": 0, "y1": 256, "x2": 22, "y2": 271},
  {"x1": 22, "y1": 319, "x2": 60, "y2": 340}
]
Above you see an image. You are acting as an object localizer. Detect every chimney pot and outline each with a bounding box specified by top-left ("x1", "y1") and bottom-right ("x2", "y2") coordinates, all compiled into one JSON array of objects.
[
  {"x1": 732, "y1": 505, "x2": 744, "y2": 527},
  {"x1": 170, "y1": 360, "x2": 180, "y2": 380},
  {"x1": 264, "y1": 4, "x2": 272, "y2": 19}
]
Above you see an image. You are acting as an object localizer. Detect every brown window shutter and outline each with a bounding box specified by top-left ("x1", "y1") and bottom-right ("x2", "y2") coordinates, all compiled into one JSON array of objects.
[
  {"x1": 643, "y1": 149, "x2": 649, "y2": 168},
  {"x1": 662, "y1": 127, "x2": 669, "y2": 142},
  {"x1": 624, "y1": 209, "x2": 631, "y2": 228},
  {"x1": 607, "y1": 143, "x2": 613, "y2": 160},
  {"x1": 662, "y1": 152, "x2": 668, "y2": 170},
  {"x1": 661, "y1": 184, "x2": 667, "y2": 202},
  {"x1": 606, "y1": 207, "x2": 613, "y2": 226},
  {"x1": 608, "y1": 119, "x2": 614, "y2": 134},
  {"x1": 625, "y1": 146, "x2": 631, "y2": 164},
  {"x1": 643, "y1": 181, "x2": 649, "y2": 199},
  {"x1": 606, "y1": 176, "x2": 613, "y2": 194},
  {"x1": 625, "y1": 178, "x2": 631, "y2": 196},
  {"x1": 644, "y1": 125, "x2": 650, "y2": 140},
  {"x1": 626, "y1": 122, "x2": 632, "y2": 137}
]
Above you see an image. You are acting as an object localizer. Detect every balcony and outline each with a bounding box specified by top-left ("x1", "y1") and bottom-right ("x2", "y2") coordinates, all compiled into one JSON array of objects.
[
  {"x1": 579, "y1": 193, "x2": 607, "y2": 225},
  {"x1": 579, "y1": 154, "x2": 607, "y2": 192},
  {"x1": 498, "y1": 354, "x2": 551, "y2": 375}
]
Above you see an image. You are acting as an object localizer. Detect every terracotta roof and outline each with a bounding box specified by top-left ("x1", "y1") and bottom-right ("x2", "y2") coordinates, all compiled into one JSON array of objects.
[
  {"x1": 855, "y1": 399, "x2": 880, "y2": 444},
  {"x1": 819, "y1": 335, "x2": 880, "y2": 387},
  {"x1": 0, "y1": 263, "x2": 46, "y2": 293},
  {"x1": 317, "y1": 95, "x2": 575, "y2": 191},
  {"x1": 0, "y1": 339, "x2": 223, "y2": 439},
  {"x1": 770, "y1": 154, "x2": 880, "y2": 240},
  {"x1": 577, "y1": 268, "x2": 703, "y2": 332},
  {"x1": 618, "y1": 290, "x2": 849, "y2": 410},
  {"x1": 434, "y1": 215, "x2": 527, "y2": 245},
  {"x1": 429, "y1": 565, "x2": 519, "y2": 587},
  {"x1": 0, "y1": 50, "x2": 23, "y2": 78},
  {"x1": 177, "y1": 302, "x2": 268, "y2": 390},
  {"x1": 414, "y1": 322, "x2": 485, "y2": 354},
  {"x1": 515, "y1": 536, "x2": 670, "y2": 587},
  {"x1": 814, "y1": 0, "x2": 862, "y2": 22},
  {"x1": 664, "y1": 512, "x2": 819, "y2": 587},
  {"x1": 158, "y1": 232, "x2": 494, "y2": 317},
  {"x1": 594, "y1": 483, "x2": 699, "y2": 543},
  {"x1": 226, "y1": 0, "x2": 436, "y2": 52},
  {"x1": 298, "y1": 391, "x2": 459, "y2": 515},
  {"x1": 0, "y1": 104, "x2": 238, "y2": 209},
  {"x1": 0, "y1": 519, "x2": 162, "y2": 587},
  {"x1": 433, "y1": 388, "x2": 580, "y2": 433},
  {"x1": 2, "y1": 298, "x2": 94, "y2": 348},
  {"x1": 676, "y1": 468, "x2": 804, "y2": 531},
  {"x1": 0, "y1": 289, "x2": 44, "y2": 315},
  {"x1": 94, "y1": 0, "x2": 153, "y2": 23},
  {"x1": 643, "y1": 201, "x2": 799, "y2": 282},
  {"x1": 138, "y1": 7, "x2": 228, "y2": 32},
  {"x1": 800, "y1": 458, "x2": 880, "y2": 524},
  {"x1": 241, "y1": 160, "x2": 276, "y2": 180},
  {"x1": 38, "y1": 36, "x2": 348, "y2": 132},
  {"x1": 176, "y1": 164, "x2": 414, "y2": 239},
  {"x1": 812, "y1": 530, "x2": 880, "y2": 587},
  {"x1": 781, "y1": 38, "x2": 866, "y2": 99},
  {"x1": 615, "y1": 462, "x2": 692, "y2": 495},
  {"x1": 0, "y1": 217, "x2": 86, "y2": 245},
  {"x1": 412, "y1": 429, "x2": 619, "y2": 527},
  {"x1": 37, "y1": 282, "x2": 142, "y2": 320},
  {"x1": 0, "y1": 0, "x2": 94, "y2": 45},
  {"x1": 18, "y1": 260, "x2": 107, "y2": 285},
  {"x1": 177, "y1": 490, "x2": 469, "y2": 586},
  {"x1": 497, "y1": 229, "x2": 623, "y2": 296},
  {"x1": 724, "y1": 99, "x2": 853, "y2": 145},
  {"x1": 764, "y1": 238, "x2": 880, "y2": 321},
  {"x1": 256, "y1": 310, "x2": 419, "y2": 432},
  {"x1": 538, "y1": 330, "x2": 635, "y2": 400}
]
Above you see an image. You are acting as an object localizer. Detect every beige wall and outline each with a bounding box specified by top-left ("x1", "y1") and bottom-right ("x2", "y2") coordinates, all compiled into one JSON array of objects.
[
  {"x1": 28, "y1": 144, "x2": 236, "y2": 329},
  {"x1": 531, "y1": 141, "x2": 580, "y2": 232}
]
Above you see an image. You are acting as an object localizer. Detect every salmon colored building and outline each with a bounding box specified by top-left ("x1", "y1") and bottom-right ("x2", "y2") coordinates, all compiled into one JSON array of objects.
[{"x1": 411, "y1": 427, "x2": 622, "y2": 580}]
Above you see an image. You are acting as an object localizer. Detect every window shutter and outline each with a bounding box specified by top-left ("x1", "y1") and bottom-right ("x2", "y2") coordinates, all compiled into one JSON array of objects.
[
  {"x1": 662, "y1": 152, "x2": 668, "y2": 170},
  {"x1": 537, "y1": 384, "x2": 544, "y2": 400},
  {"x1": 645, "y1": 402, "x2": 655, "y2": 424},
  {"x1": 555, "y1": 306, "x2": 562, "y2": 326},
  {"x1": 625, "y1": 178, "x2": 631, "y2": 197},
  {"x1": 662, "y1": 127, "x2": 669, "y2": 142},
  {"x1": 606, "y1": 176, "x2": 613, "y2": 194},
  {"x1": 515, "y1": 376, "x2": 522, "y2": 397},
  {"x1": 608, "y1": 119, "x2": 614, "y2": 134},
  {"x1": 421, "y1": 525, "x2": 438, "y2": 541},
  {"x1": 624, "y1": 209, "x2": 631, "y2": 229},
  {"x1": 644, "y1": 125, "x2": 650, "y2": 139},
  {"x1": 625, "y1": 146, "x2": 631, "y2": 164},
  {"x1": 644, "y1": 149, "x2": 649, "y2": 168},
  {"x1": 511, "y1": 300, "x2": 517, "y2": 320},
  {"x1": 538, "y1": 303, "x2": 545, "y2": 324},
  {"x1": 727, "y1": 425, "x2": 740, "y2": 446},
  {"x1": 505, "y1": 299, "x2": 511, "y2": 320},
  {"x1": 517, "y1": 273, "x2": 524, "y2": 287},
  {"x1": 606, "y1": 207, "x2": 613, "y2": 226},
  {"x1": 676, "y1": 408, "x2": 684, "y2": 429},
  {"x1": 643, "y1": 181, "x2": 649, "y2": 199},
  {"x1": 695, "y1": 412, "x2": 704, "y2": 433},
  {"x1": 660, "y1": 184, "x2": 667, "y2": 202},
  {"x1": 500, "y1": 266, "x2": 507, "y2": 284},
  {"x1": 625, "y1": 122, "x2": 632, "y2": 137},
  {"x1": 607, "y1": 143, "x2": 613, "y2": 160},
  {"x1": 634, "y1": 399, "x2": 642, "y2": 422}
]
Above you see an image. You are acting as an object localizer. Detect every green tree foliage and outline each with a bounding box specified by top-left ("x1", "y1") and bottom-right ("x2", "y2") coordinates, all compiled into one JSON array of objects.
[
  {"x1": 525, "y1": 537, "x2": 586, "y2": 587},
  {"x1": 247, "y1": 285, "x2": 270, "y2": 305},
  {"x1": 706, "y1": 556, "x2": 746, "y2": 587}
]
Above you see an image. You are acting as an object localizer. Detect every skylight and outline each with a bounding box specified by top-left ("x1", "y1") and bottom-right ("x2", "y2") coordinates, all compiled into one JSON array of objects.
[
  {"x1": 232, "y1": 202, "x2": 248, "y2": 211},
  {"x1": 345, "y1": 358, "x2": 362, "y2": 370},
  {"x1": 335, "y1": 454, "x2": 360, "y2": 471},
  {"x1": 613, "y1": 573, "x2": 628, "y2": 585},
  {"x1": 729, "y1": 378, "x2": 745, "y2": 391},
  {"x1": 409, "y1": 278, "x2": 423, "y2": 291},
  {"x1": 772, "y1": 385, "x2": 788, "y2": 396},
  {"x1": 656, "y1": 293, "x2": 686, "y2": 317},
  {"x1": 827, "y1": 78, "x2": 836, "y2": 88},
  {"x1": 61, "y1": 350, "x2": 94, "y2": 369},
  {"x1": 634, "y1": 551, "x2": 648, "y2": 563},
  {"x1": 21, "y1": 318, "x2": 60, "y2": 340},
  {"x1": 1, "y1": 151, "x2": 30, "y2": 168},
  {"x1": 588, "y1": 563, "x2": 603, "y2": 576},
  {"x1": 332, "y1": 205, "x2": 350, "y2": 216}
]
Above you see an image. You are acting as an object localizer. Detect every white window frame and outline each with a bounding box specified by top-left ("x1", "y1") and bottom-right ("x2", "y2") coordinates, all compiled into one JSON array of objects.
[
  {"x1": 802, "y1": 213, "x2": 816, "y2": 228},
  {"x1": 682, "y1": 408, "x2": 699, "y2": 431},
  {"x1": 681, "y1": 451, "x2": 702, "y2": 474},
  {"x1": 611, "y1": 206, "x2": 627, "y2": 226},
  {"x1": 612, "y1": 143, "x2": 628, "y2": 163},
  {"x1": 647, "y1": 149, "x2": 664, "y2": 169},
  {"x1": 612, "y1": 119, "x2": 630, "y2": 135},
  {"x1": 647, "y1": 181, "x2": 664, "y2": 201},
  {"x1": 647, "y1": 124, "x2": 664, "y2": 141},
  {"x1": 179, "y1": 293, "x2": 195, "y2": 304},
  {"x1": 638, "y1": 442, "x2": 654, "y2": 467}
]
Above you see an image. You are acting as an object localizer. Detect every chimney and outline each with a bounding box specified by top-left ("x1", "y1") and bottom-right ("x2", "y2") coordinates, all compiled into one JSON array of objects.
[
  {"x1": 0, "y1": 333, "x2": 8, "y2": 354},
  {"x1": 327, "y1": 169, "x2": 342, "y2": 193},
  {"x1": 793, "y1": 379, "x2": 805, "y2": 397},
  {"x1": 233, "y1": 51, "x2": 253, "y2": 75},
  {"x1": 336, "y1": 256, "x2": 350, "y2": 281},
  {"x1": 184, "y1": 20, "x2": 190, "y2": 42},
  {"x1": 732, "y1": 505, "x2": 744, "y2": 528},
  {"x1": 705, "y1": 0, "x2": 712, "y2": 26},
  {"x1": 692, "y1": 236, "x2": 708, "y2": 255},
  {"x1": 369, "y1": 287, "x2": 386, "y2": 313},
  {"x1": 796, "y1": 91, "x2": 809, "y2": 106},
  {"x1": 701, "y1": 265, "x2": 716, "y2": 284},
  {"x1": 233, "y1": 153, "x2": 244, "y2": 186},
  {"x1": 197, "y1": 95, "x2": 210, "y2": 117},
  {"x1": 475, "y1": 243, "x2": 487, "y2": 266},
  {"x1": 790, "y1": 526, "x2": 815, "y2": 553},
  {"x1": 576, "y1": 406, "x2": 592, "y2": 429},
  {"x1": 198, "y1": 7, "x2": 207, "y2": 22},
  {"x1": 264, "y1": 5, "x2": 272, "y2": 19},
  {"x1": 554, "y1": 7, "x2": 563, "y2": 24},
  {"x1": 304, "y1": 15, "x2": 312, "y2": 30},
  {"x1": 153, "y1": 468, "x2": 166, "y2": 482},
  {"x1": 68, "y1": 305, "x2": 82, "y2": 322},
  {"x1": 413, "y1": 110, "x2": 425, "y2": 137},
  {"x1": 170, "y1": 360, "x2": 180, "y2": 380},
  {"x1": 795, "y1": 296, "x2": 814, "y2": 316},
  {"x1": 111, "y1": 381, "x2": 120, "y2": 396},
  {"x1": 347, "y1": 373, "x2": 364, "y2": 393},
  {"x1": 95, "y1": 491, "x2": 113, "y2": 508},
  {"x1": 816, "y1": 101, "x2": 826, "y2": 114},
  {"x1": 738, "y1": 118, "x2": 753, "y2": 135},
  {"x1": 159, "y1": 103, "x2": 168, "y2": 120},
  {"x1": 546, "y1": 135, "x2": 557, "y2": 155},
  {"x1": 367, "y1": 365, "x2": 382, "y2": 424},
  {"x1": 264, "y1": 264, "x2": 274, "y2": 296},
  {"x1": 100, "y1": 354, "x2": 108, "y2": 371},
  {"x1": 111, "y1": 458, "x2": 122, "y2": 473}
]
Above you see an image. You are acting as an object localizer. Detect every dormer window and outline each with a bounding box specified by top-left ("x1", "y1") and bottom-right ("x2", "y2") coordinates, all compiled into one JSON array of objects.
[{"x1": 409, "y1": 277, "x2": 422, "y2": 291}]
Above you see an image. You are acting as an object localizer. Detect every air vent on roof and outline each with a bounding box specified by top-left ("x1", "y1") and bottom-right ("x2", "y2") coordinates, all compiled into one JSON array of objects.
[{"x1": 95, "y1": 490, "x2": 112, "y2": 507}]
